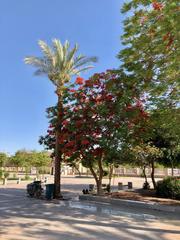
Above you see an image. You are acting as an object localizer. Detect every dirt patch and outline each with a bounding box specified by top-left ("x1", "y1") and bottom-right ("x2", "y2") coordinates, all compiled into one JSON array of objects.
[{"x1": 109, "y1": 189, "x2": 180, "y2": 206}]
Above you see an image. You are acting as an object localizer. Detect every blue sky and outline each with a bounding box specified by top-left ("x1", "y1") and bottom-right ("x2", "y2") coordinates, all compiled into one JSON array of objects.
[{"x1": 0, "y1": 0, "x2": 124, "y2": 154}]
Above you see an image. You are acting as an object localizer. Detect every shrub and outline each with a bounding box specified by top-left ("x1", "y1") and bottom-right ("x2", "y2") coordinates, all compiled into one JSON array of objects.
[
  {"x1": 4, "y1": 172, "x2": 10, "y2": 179},
  {"x1": 24, "y1": 174, "x2": 31, "y2": 181},
  {"x1": 156, "y1": 177, "x2": 180, "y2": 200},
  {"x1": 13, "y1": 173, "x2": 17, "y2": 179}
]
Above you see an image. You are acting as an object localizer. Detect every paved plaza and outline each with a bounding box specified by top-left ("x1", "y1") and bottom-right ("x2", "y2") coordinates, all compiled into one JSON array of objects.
[{"x1": 0, "y1": 176, "x2": 180, "y2": 240}]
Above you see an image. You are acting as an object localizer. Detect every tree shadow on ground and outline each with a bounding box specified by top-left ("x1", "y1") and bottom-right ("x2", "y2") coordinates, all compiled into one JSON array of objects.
[{"x1": 0, "y1": 188, "x2": 180, "y2": 240}]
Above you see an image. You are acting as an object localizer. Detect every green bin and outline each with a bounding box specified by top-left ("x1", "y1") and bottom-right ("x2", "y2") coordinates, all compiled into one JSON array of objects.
[{"x1": 46, "y1": 184, "x2": 55, "y2": 200}]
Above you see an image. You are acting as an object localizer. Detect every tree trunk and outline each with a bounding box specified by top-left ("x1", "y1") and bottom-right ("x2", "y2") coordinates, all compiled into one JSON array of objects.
[
  {"x1": 171, "y1": 162, "x2": 174, "y2": 177},
  {"x1": 108, "y1": 164, "x2": 114, "y2": 192},
  {"x1": 97, "y1": 158, "x2": 104, "y2": 195},
  {"x1": 73, "y1": 164, "x2": 81, "y2": 176},
  {"x1": 54, "y1": 93, "x2": 63, "y2": 199},
  {"x1": 88, "y1": 160, "x2": 103, "y2": 195},
  {"x1": 142, "y1": 166, "x2": 148, "y2": 183},
  {"x1": 151, "y1": 160, "x2": 156, "y2": 189},
  {"x1": 170, "y1": 151, "x2": 174, "y2": 177},
  {"x1": 96, "y1": 179, "x2": 103, "y2": 195}
]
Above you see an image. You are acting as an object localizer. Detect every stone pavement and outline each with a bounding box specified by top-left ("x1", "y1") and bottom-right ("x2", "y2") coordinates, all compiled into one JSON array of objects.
[{"x1": 0, "y1": 177, "x2": 180, "y2": 240}]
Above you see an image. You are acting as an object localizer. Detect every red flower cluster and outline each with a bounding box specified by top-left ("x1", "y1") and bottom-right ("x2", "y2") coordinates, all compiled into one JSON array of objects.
[
  {"x1": 92, "y1": 148, "x2": 103, "y2": 156},
  {"x1": 152, "y1": 2, "x2": 163, "y2": 11},
  {"x1": 65, "y1": 141, "x2": 75, "y2": 147},
  {"x1": 75, "y1": 77, "x2": 84, "y2": 85},
  {"x1": 70, "y1": 89, "x2": 76, "y2": 93},
  {"x1": 75, "y1": 120, "x2": 83, "y2": 128},
  {"x1": 85, "y1": 79, "x2": 92, "y2": 87},
  {"x1": 62, "y1": 120, "x2": 69, "y2": 126},
  {"x1": 162, "y1": 32, "x2": 174, "y2": 49},
  {"x1": 81, "y1": 139, "x2": 90, "y2": 145}
]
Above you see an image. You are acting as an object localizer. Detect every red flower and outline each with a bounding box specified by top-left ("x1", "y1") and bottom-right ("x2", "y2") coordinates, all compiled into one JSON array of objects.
[
  {"x1": 163, "y1": 32, "x2": 170, "y2": 41},
  {"x1": 126, "y1": 105, "x2": 133, "y2": 111},
  {"x1": 166, "y1": 36, "x2": 174, "y2": 48},
  {"x1": 136, "y1": 100, "x2": 143, "y2": 108},
  {"x1": 93, "y1": 148, "x2": 103, "y2": 156},
  {"x1": 78, "y1": 86, "x2": 84, "y2": 90},
  {"x1": 95, "y1": 96, "x2": 102, "y2": 103},
  {"x1": 152, "y1": 2, "x2": 163, "y2": 11},
  {"x1": 76, "y1": 120, "x2": 83, "y2": 128},
  {"x1": 65, "y1": 141, "x2": 75, "y2": 147},
  {"x1": 64, "y1": 151, "x2": 73, "y2": 157},
  {"x1": 106, "y1": 95, "x2": 113, "y2": 101},
  {"x1": 75, "y1": 77, "x2": 84, "y2": 85},
  {"x1": 70, "y1": 89, "x2": 76, "y2": 93},
  {"x1": 62, "y1": 120, "x2": 69, "y2": 126},
  {"x1": 85, "y1": 79, "x2": 92, "y2": 87},
  {"x1": 140, "y1": 111, "x2": 149, "y2": 118},
  {"x1": 59, "y1": 138, "x2": 65, "y2": 144},
  {"x1": 81, "y1": 139, "x2": 90, "y2": 145}
]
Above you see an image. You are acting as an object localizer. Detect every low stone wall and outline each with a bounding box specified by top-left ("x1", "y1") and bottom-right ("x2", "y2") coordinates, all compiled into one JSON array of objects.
[{"x1": 79, "y1": 195, "x2": 180, "y2": 213}]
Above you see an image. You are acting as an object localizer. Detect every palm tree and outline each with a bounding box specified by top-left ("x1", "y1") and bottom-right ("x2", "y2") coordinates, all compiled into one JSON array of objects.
[{"x1": 25, "y1": 39, "x2": 97, "y2": 198}]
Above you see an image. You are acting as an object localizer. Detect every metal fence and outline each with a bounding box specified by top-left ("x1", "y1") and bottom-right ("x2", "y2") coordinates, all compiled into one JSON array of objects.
[{"x1": 113, "y1": 167, "x2": 180, "y2": 177}]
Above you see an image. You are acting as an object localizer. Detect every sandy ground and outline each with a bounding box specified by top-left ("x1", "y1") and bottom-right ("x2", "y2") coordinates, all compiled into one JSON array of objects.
[{"x1": 0, "y1": 176, "x2": 180, "y2": 240}]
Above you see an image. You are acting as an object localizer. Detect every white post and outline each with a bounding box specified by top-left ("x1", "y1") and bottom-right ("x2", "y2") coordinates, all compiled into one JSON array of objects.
[
  {"x1": 17, "y1": 177, "x2": 21, "y2": 184},
  {"x1": 3, "y1": 178, "x2": 7, "y2": 185}
]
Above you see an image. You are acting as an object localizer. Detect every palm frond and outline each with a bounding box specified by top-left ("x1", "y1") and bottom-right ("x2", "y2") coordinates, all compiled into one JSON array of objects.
[
  {"x1": 74, "y1": 56, "x2": 98, "y2": 69},
  {"x1": 66, "y1": 43, "x2": 78, "y2": 63},
  {"x1": 38, "y1": 40, "x2": 54, "y2": 63},
  {"x1": 34, "y1": 68, "x2": 49, "y2": 76},
  {"x1": 62, "y1": 40, "x2": 70, "y2": 64},
  {"x1": 73, "y1": 66, "x2": 94, "y2": 75},
  {"x1": 53, "y1": 39, "x2": 64, "y2": 66},
  {"x1": 24, "y1": 56, "x2": 46, "y2": 67}
]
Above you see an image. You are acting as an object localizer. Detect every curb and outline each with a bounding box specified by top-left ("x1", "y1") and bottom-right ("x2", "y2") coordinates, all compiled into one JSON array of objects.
[{"x1": 79, "y1": 195, "x2": 180, "y2": 213}]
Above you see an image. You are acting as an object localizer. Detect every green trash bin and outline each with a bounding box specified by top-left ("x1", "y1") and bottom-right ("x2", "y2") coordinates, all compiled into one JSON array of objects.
[{"x1": 46, "y1": 184, "x2": 55, "y2": 200}]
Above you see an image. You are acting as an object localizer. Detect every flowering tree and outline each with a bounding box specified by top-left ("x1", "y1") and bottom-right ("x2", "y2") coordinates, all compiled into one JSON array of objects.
[{"x1": 40, "y1": 70, "x2": 149, "y2": 194}]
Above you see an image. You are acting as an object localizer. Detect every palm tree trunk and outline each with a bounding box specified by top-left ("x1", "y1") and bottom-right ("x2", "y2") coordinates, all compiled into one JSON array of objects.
[{"x1": 54, "y1": 93, "x2": 63, "y2": 199}]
